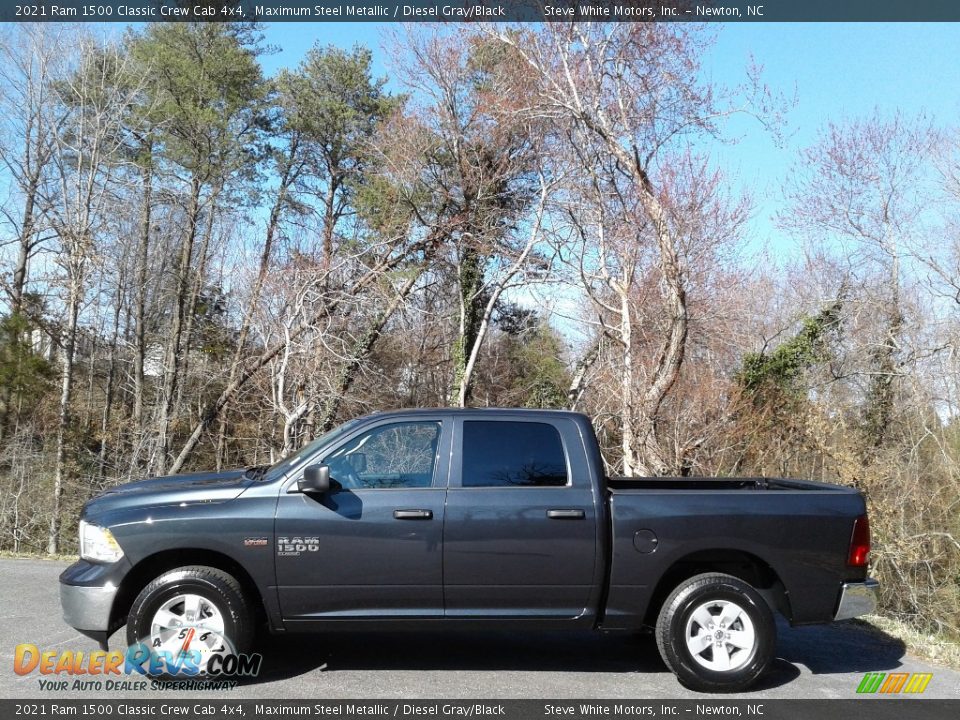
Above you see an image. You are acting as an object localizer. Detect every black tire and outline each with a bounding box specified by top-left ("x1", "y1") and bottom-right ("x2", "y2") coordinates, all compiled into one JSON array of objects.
[
  {"x1": 126, "y1": 565, "x2": 254, "y2": 674},
  {"x1": 655, "y1": 572, "x2": 775, "y2": 693}
]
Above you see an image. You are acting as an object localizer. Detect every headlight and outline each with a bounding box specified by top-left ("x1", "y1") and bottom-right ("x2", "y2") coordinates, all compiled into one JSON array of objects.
[{"x1": 79, "y1": 520, "x2": 124, "y2": 563}]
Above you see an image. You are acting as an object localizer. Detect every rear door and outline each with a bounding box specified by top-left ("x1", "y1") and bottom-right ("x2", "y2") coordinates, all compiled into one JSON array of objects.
[
  {"x1": 442, "y1": 416, "x2": 600, "y2": 619},
  {"x1": 275, "y1": 416, "x2": 450, "y2": 620}
]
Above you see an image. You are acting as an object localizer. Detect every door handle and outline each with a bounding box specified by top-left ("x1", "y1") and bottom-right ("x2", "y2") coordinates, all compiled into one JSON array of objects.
[
  {"x1": 546, "y1": 509, "x2": 586, "y2": 520},
  {"x1": 393, "y1": 509, "x2": 433, "y2": 520}
]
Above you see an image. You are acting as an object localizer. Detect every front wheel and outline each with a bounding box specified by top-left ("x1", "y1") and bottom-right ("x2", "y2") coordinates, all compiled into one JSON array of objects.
[
  {"x1": 655, "y1": 572, "x2": 775, "y2": 692},
  {"x1": 126, "y1": 565, "x2": 254, "y2": 675}
]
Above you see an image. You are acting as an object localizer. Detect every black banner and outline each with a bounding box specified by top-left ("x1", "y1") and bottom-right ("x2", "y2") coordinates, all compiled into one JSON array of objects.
[
  {"x1": 3, "y1": 1, "x2": 960, "y2": 24},
  {"x1": 2, "y1": 700, "x2": 959, "y2": 720}
]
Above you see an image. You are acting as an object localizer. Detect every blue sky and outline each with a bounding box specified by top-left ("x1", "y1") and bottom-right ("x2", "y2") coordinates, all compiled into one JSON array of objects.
[
  {"x1": 256, "y1": 21, "x2": 960, "y2": 259},
  {"x1": 705, "y1": 23, "x2": 960, "y2": 255}
]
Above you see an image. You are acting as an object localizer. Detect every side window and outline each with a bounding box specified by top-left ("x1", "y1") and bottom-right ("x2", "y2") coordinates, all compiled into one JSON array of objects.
[
  {"x1": 461, "y1": 421, "x2": 568, "y2": 488},
  {"x1": 322, "y1": 422, "x2": 441, "y2": 490}
]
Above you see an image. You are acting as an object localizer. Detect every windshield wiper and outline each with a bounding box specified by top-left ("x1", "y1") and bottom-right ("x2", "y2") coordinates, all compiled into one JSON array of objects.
[{"x1": 244, "y1": 464, "x2": 270, "y2": 481}]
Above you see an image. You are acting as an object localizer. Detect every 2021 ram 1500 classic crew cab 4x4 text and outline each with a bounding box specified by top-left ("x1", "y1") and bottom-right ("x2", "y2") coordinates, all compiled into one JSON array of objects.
[{"x1": 60, "y1": 408, "x2": 878, "y2": 692}]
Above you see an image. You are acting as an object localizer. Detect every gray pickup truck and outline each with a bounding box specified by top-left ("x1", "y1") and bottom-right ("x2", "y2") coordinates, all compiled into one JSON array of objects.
[{"x1": 60, "y1": 408, "x2": 877, "y2": 691}]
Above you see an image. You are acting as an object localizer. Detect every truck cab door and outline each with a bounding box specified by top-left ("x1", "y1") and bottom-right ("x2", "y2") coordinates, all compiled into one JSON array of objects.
[
  {"x1": 442, "y1": 416, "x2": 602, "y2": 621},
  {"x1": 274, "y1": 417, "x2": 450, "y2": 622}
]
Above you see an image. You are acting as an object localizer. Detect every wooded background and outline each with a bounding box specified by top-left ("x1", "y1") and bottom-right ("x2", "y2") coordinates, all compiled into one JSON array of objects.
[{"x1": 1, "y1": 23, "x2": 958, "y2": 646}]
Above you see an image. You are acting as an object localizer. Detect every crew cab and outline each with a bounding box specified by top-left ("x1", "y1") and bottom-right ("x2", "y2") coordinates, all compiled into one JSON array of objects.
[{"x1": 60, "y1": 408, "x2": 877, "y2": 691}]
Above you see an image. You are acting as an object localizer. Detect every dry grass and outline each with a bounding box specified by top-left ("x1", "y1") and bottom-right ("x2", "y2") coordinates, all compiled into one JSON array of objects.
[{"x1": 858, "y1": 614, "x2": 960, "y2": 670}]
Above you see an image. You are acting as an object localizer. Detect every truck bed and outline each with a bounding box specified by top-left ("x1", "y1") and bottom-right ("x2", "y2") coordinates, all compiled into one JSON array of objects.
[{"x1": 601, "y1": 475, "x2": 867, "y2": 629}]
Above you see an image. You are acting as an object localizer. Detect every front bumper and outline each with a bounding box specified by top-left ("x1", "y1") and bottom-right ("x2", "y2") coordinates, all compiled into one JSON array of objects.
[
  {"x1": 60, "y1": 581, "x2": 118, "y2": 632},
  {"x1": 834, "y1": 578, "x2": 879, "y2": 620},
  {"x1": 59, "y1": 558, "x2": 130, "y2": 644}
]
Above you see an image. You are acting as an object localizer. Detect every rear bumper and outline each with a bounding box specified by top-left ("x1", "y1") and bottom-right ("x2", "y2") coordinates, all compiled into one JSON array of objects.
[{"x1": 834, "y1": 578, "x2": 879, "y2": 620}]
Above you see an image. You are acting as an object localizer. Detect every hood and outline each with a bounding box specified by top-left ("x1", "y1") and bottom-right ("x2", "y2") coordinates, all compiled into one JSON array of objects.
[{"x1": 84, "y1": 468, "x2": 255, "y2": 518}]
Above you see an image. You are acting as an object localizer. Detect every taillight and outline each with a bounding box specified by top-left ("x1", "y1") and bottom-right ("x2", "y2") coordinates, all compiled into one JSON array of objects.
[{"x1": 847, "y1": 514, "x2": 871, "y2": 567}]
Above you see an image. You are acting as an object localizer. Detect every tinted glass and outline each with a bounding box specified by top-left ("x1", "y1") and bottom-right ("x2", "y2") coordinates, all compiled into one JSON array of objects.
[
  {"x1": 322, "y1": 422, "x2": 441, "y2": 489},
  {"x1": 461, "y1": 421, "x2": 568, "y2": 488}
]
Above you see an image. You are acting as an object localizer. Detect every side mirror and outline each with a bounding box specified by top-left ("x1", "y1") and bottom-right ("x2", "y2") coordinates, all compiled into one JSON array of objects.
[{"x1": 298, "y1": 465, "x2": 330, "y2": 494}]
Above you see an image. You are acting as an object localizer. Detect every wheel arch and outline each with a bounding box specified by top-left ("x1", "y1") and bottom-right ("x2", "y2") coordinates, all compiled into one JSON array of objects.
[
  {"x1": 111, "y1": 549, "x2": 268, "y2": 632},
  {"x1": 643, "y1": 548, "x2": 792, "y2": 626}
]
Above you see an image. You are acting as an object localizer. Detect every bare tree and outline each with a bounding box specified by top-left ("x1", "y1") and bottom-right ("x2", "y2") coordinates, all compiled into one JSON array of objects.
[
  {"x1": 166, "y1": 214, "x2": 441, "y2": 473},
  {"x1": 259, "y1": 257, "x2": 332, "y2": 457},
  {"x1": 0, "y1": 25, "x2": 63, "y2": 315},
  {"x1": 781, "y1": 112, "x2": 936, "y2": 450},
  {"x1": 41, "y1": 34, "x2": 144, "y2": 552},
  {"x1": 388, "y1": 30, "x2": 557, "y2": 407},
  {"x1": 487, "y1": 23, "x2": 751, "y2": 474}
]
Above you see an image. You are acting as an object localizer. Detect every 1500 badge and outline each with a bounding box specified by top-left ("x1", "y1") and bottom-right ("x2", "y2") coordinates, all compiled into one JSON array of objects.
[{"x1": 277, "y1": 536, "x2": 319, "y2": 556}]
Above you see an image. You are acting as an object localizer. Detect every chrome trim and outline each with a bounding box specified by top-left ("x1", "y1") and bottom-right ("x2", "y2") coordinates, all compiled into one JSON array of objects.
[
  {"x1": 834, "y1": 578, "x2": 879, "y2": 620},
  {"x1": 60, "y1": 581, "x2": 118, "y2": 632}
]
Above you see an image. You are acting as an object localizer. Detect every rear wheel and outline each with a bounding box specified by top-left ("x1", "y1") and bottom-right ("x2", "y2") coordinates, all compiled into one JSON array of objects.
[
  {"x1": 127, "y1": 566, "x2": 253, "y2": 675},
  {"x1": 655, "y1": 572, "x2": 775, "y2": 692}
]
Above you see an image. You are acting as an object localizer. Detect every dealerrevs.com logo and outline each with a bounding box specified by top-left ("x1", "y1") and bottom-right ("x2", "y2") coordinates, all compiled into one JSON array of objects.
[
  {"x1": 13, "y1": 640, "x2": 263, "y2": 691},
  {"x1": 856, "y1": 672, "x2": 933, "y2": 694}
]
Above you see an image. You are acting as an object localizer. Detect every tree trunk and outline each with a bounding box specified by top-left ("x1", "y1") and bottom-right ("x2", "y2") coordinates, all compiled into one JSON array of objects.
[
  {"x1": 155, "y1": 175, "x2": 202, "y2": 473},
  {"x1": 48, "y1": 271, "x2": 81, "y2": 555},
  {"x1": 97, "y1": 287, "x2": 123, "y2": 484},
  {"x1": 9, "y1": 145, "x2": 46, "y2": 315},
  {"x1": 281, "y1": 399, "x2": 310, "y2": 457},
  {"x1": 618, "y1": 289, "x2": 638, "y2": 476},
  {"x1": 10, "y1": 186, "x2": 37, "y2": 314},
  {"x1": 567, "y1": 337, "x2": 602, "y2": 410},
  {"x1": 321, "y1": 176, "x2": 339, "y2": 271},
  {"x1": 131, "y1": 160, "x2": 153, "y2": 434},
  {"x1": 862, "y1": 246, "x2": 902, "y2": 450},
  {"x1": 174, "y1": 193, "x2": 218, "y2": 420},
  {"x1": 304, "y1": 174, "x2": 343, "y2": 442},
  {"x1": 169, "y1": 264, "x2": 384, "y2": 472},
  {"x1": 450, "y1": 245, "x2": 484, "y2": 407}
]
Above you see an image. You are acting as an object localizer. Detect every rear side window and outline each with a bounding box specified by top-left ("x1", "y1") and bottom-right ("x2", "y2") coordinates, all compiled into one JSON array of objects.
[{"x1": 461, "y1": 421, "x2": 568, "y2": 488}]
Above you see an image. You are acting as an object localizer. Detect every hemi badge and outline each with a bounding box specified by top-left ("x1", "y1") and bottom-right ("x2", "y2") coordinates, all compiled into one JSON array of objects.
[{"x1": 244, "y1": 537, "x2": 268, "y2": 547}]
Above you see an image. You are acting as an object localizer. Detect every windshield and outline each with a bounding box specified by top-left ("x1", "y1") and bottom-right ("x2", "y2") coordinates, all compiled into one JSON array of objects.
[{"x1": 264, "y1": 418, "x2": 366, "y2": 481}]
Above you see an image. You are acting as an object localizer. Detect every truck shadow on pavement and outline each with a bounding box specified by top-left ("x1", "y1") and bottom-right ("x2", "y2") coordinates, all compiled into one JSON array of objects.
[
  {"x1": 774, "y1": 618, "x2": 908, "y2": 674},
  {"x1": 236, "y1": 619, "x2": 907, "y2": 691}
]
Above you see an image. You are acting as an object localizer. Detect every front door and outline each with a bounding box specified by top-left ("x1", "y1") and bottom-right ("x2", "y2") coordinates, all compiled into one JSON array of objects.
[{"x1": 275, "y1": 417, "x2": 449, "y2": 620}]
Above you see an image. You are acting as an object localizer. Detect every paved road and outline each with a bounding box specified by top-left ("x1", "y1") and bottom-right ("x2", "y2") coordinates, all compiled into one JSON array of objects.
[{"x1": 1, "y1": 558, "x2": 958, "y2": 700}]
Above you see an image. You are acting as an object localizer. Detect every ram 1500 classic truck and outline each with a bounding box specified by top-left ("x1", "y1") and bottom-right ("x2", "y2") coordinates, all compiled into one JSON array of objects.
[{"x1": 60, "y1": 408, "x2": 877, "y2": 691}]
